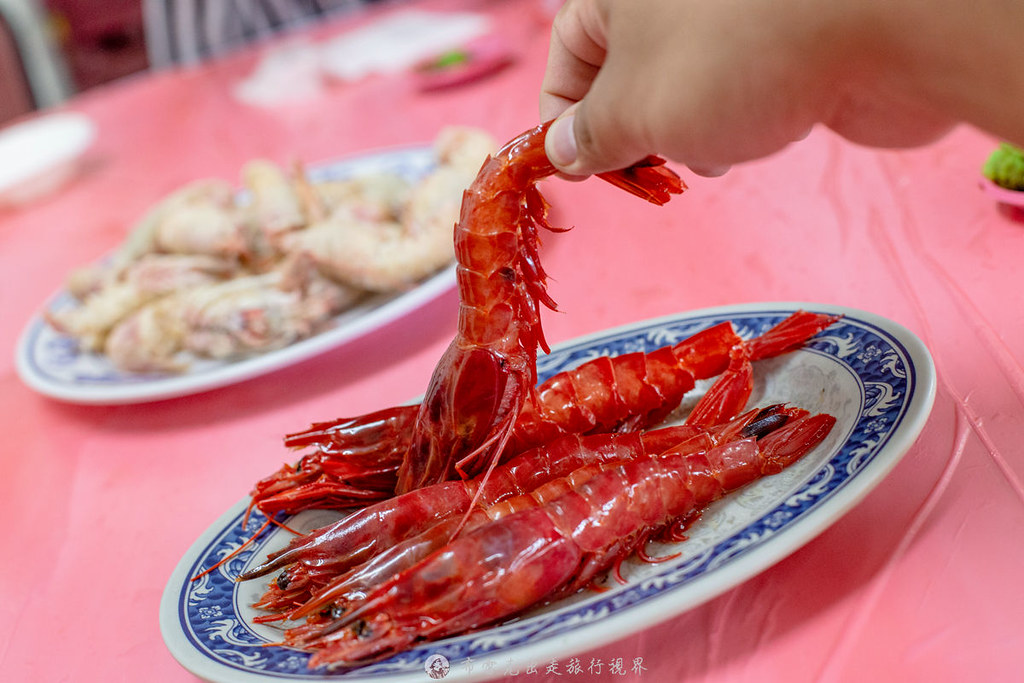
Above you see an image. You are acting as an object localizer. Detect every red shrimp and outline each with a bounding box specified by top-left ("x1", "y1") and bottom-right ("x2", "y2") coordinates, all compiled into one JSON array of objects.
[
  {"x1": 240, "y1": 426, "x2": 693, "y2": 620},
  {"x1": 240, "y1": 423, "x2": 707, "y2": 588},
  {"x1": 247, "y1": 311, "x2": 838, "y2": 517},
  {"x1": 254, "y1": 405, "x2": 806, "y2": 623},
  {"x1": 394, "y1": 122, "x2": 684, "y2": 494},
  {"x1": 285, "y1": 410, "x2": 836, "y2": 668}
]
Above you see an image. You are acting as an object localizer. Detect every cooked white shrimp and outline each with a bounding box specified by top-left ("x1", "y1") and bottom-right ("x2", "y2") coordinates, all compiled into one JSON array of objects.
[
  {"x1": 180, "y1": 255, "x2": 361, "y2": 360},
  {"x1": 281, "y1": 214, "x2": 437, "y2": 292},
  {"x1": 47, "y1": 283, "x2": 157, "y2": 353},
  {"x1": 152, "y1": 195, "x2": 248, "y2": 259},
  {"x1": 432, "y1": 125, "x2": 498, "y2": 172},
  {"x1": 103, "y1": 294, "x2": 191, "y2": 373},
  {"x1": 314, "y1": 172, "x2": 412, "y2": 222},
  {"x1": 281, "y1": 126, "x2": 496, "y2": 292},
  {"x1": 64, "y1": 180, "x2": 239, "y2": 298},
  {"x1": 52, "y1": 126, "x2": 496, "y2": 373},
  {"x1": 241, "y1": 160, "x2": 308, "y2": 237},
  {"x1": 123, "y1": 253, "x2": 237, "y2": 293},
  {"x1": 50, "y1": 254, "x2": 235, "y2": 356},
  {"x1": 104, "y1": 256, "x2": 360, "y2": 372}
]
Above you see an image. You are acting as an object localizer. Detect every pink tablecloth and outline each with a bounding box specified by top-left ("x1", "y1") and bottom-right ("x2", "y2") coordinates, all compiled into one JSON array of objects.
[{"x1": 2, "y1": 0, "x2": 1022, "y2": 681}]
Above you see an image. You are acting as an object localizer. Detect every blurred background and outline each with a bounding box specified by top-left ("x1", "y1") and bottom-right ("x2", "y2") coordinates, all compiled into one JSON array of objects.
[
  {"x1": 4, "y1": 0, "x2": 387, "y2": 124},
  {"x1": 1, "y1": 0, "x2": 147, "y2": 123},
  {"x1": 43, "y1": 0, "x2": 148, "y2": 88}
]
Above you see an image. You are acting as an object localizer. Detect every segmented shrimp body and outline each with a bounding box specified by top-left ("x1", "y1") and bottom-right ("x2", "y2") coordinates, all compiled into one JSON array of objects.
[
  {"x1": 286, "y1": 410, "x2": 835, "y2": 667},
  {"x1": 243, "y1": 339, "x2": 806, "y2": 616},
  {"x1": 394, "y1": 123, "x2": 685, "y2": 494}
]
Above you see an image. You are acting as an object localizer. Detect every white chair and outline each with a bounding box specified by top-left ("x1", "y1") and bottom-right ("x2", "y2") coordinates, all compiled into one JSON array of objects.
[
  {"x1": 142, "y1": 0, "x2": 368, "y2": 69},
  {"x1": 0, "y1": 0, "x2": 72, "y2": 108}
]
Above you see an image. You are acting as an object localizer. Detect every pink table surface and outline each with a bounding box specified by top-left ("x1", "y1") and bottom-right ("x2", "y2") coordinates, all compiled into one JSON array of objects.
[{"x1": 2, "y1": 0, "x2": 1023, "y2": 681}]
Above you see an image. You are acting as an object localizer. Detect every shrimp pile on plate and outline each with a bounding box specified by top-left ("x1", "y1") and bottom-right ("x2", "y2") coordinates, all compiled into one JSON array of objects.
[{"x1": 46, "y1": 127, "x2": 497, "y2": 373}]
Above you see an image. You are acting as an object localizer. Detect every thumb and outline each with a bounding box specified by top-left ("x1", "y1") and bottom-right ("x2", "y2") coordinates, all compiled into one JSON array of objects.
[{"x1": 544, "y1": 99, "x2": 651, "y2": 176}]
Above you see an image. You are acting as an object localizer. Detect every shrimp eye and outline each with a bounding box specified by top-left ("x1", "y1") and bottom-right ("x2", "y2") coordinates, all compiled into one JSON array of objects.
[
  {"x1": 742, "y1": 412, "x2": 790, "y2": 439},
  {"x1": 353, "y1": 619, "x2": 372, "y2": 639},
  {"x1": 276, "y1": 572, "x2": 291, "y2": 590}
]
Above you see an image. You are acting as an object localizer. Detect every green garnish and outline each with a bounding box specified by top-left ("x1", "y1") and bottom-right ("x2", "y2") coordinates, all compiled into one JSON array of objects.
[
  {"x1": 430, "y1": 50, "x2": 470, "y2": 69},
  {"x1": 982, "y1": 143, "x2": 1024, "y2": 191}
]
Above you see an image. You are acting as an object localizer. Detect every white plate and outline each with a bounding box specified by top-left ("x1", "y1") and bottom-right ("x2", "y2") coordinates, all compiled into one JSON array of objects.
[
  {"x1": 0, "y1": 112, "x2": 96, "y2": 205},
  {"x1": 15, "y1": 145, "x2": 455, "y2": 405},
  {"x1": 160, "y1": 302, "x2": 936, "y2": 682}
]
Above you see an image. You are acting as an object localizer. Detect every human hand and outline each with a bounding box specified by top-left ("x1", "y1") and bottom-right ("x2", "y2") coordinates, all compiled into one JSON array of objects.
[{"x1": 539, "y1": 0, "x2": 963, "y2": 178}]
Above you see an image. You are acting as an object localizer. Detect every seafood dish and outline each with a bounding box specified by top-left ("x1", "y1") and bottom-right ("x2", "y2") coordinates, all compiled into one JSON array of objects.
[
  {"x1": 45, "y1": 127, "x2": 496, "y2": 374},
  {"x1": 162, "y1": 303, "x2": 935, "y2": 682},
  {"x1": 216, "y1": 123, "x2": 839, "y2": 669},
  {"x1": 160, "y1": 123, "x2": 933, "y2": 679}
]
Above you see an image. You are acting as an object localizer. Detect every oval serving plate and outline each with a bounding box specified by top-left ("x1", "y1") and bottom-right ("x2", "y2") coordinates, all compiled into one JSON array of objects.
[
  {"x1": 160, "y1": 302, "x2": 935, "y2": 682},
  {"x1": 0, "y1": 111, "x2": 96, "y2": 205},
  {"x1": 16, "y1": 145, "x2": 455, "y2": 405}
]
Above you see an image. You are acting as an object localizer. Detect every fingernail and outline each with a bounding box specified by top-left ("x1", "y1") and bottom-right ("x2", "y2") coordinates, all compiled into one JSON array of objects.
[
  {"x1": 689, "y1": 164, "x2": 731, "y2": 178},
  {"x1": 546, "y1": 114, "x2": 578, "y2": 168}
]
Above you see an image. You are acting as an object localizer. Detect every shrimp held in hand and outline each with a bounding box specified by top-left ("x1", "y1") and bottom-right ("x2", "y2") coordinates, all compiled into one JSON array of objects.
[{"x1": 395, "y1": 121, "x2": 685, "y2": 494}]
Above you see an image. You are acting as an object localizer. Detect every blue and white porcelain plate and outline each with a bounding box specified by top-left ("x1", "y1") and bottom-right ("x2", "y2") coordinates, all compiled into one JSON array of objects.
[
  {"x1": 15, "y1": 145, "x2": 454, "y2": 405},
  {"x1": 160, "y1": 302, "x2": 935, "y2": 682}
]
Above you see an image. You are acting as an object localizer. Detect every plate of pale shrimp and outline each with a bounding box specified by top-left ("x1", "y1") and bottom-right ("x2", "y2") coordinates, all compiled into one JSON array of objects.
[
  {"x1": 160, "y1": 302, "x2": 936, "y2": 683},
  {"x1": 16, "y1": 127, "x2": 497, "y2": 404}
]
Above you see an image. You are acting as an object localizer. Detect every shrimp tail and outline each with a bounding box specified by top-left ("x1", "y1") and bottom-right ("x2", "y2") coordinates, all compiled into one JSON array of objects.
[
  {"x1": 745, "y1": 311, "x2": 841, "y2": 361},
  {"x1": 596, "y1": 155, "x2": 687, "y2": 205},
  {"x1": 685, "y1": 311, "x2": 840, "y2": 429}
]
